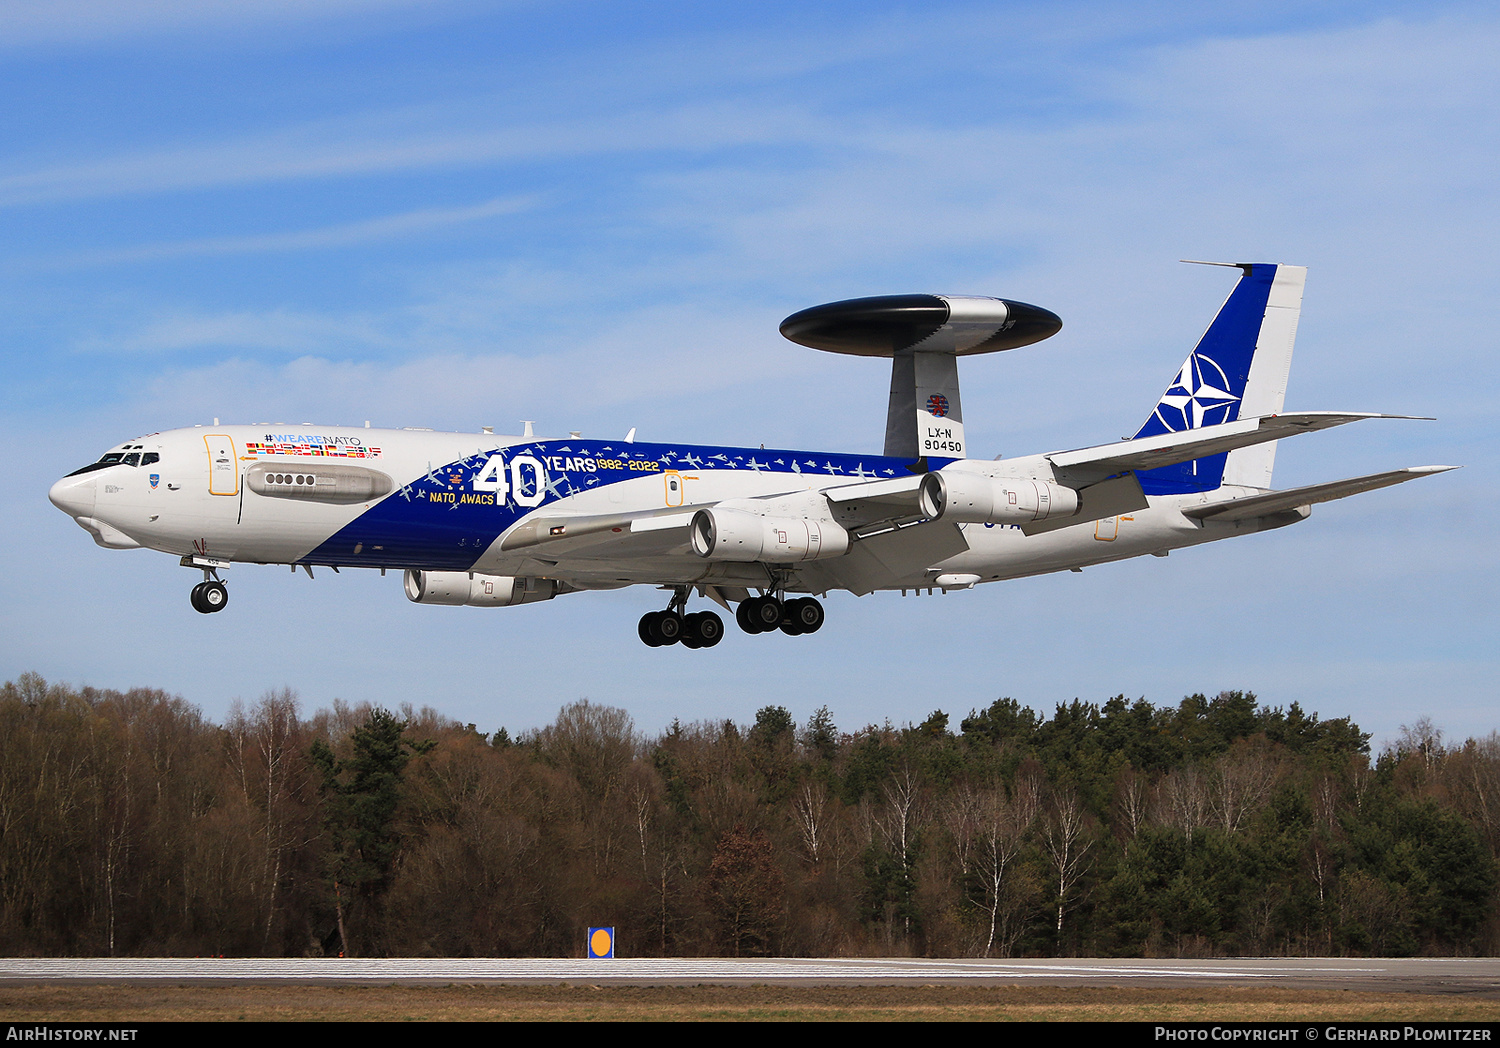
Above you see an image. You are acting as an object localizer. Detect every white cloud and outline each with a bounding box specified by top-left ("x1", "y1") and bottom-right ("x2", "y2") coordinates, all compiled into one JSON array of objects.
[
  {"x1": 0, "y1": 100, "x2": 834, "y2": 209},
  {"x1": 25, "y1": 195, "x2": 539, "y2": 270}
]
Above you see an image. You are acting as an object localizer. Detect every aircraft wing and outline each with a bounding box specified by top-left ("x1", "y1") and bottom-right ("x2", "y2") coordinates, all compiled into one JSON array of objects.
[
  {"x1": 1182, "y1": 465, "x2": 1457, "y2": 522},
  {"x1": 499, "y1": 506, "x2": 699, "y2": 558},
  {"x1": 822, "y1": 474, "x2": 929, "y2": 535},
  {"x1": 501, "y1": 474, "x2": 935, "y2": 560},
  {"x1": 1047, "y1": 412, "x2": 1425, "y2": 481}
]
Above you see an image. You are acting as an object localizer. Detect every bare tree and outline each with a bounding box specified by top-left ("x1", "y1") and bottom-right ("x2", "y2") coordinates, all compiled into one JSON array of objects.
[
  {"x1": 1157, "y1": 766, "x2": 1210, "y2": 846},
  {"x1": 970, "y1": 783, "x2": 1036, "y2": 957},
  {"x1": 227, "y1": 689, "x2": 313, "y2": 950},
  {"x1": 793, "y1": 780, "x2": 831, "y2": 866},
  {"x1": 1444, "y1": 733, "x2": 1500, "y2": 856},
  {"x1": 1209, "y1": 739, "x2": 1282, "y2": 834},
  {"x1": 1041, "y1": 787, "x2": 1095, "y2": 949},
  {"x1": 1396, "y1": 716, "x2": 1445, "y2": 770},
  {"x1": 874, "y1": 761, "x2": 926, "y2": 943},
  {"x1": 1114, "y1": 766, "x2": 1151, "y2": 843}
]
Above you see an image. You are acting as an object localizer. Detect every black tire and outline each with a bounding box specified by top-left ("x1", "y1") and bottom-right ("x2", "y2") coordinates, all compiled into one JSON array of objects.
[
  {"x1": 736, "y1": 600, "x2": 761, "y2": 634},
  {"x1": 639, "y1": 612, "x2": 664, "y2": 647},
  {"x1": 189, "y1": 582, "x2": 208, "y2": 614},
  {"x1": 201, "y1": 580, "x2": 228, "y2": 613},
  {"x1": 789, "y1": 597, "x2": 824, "y2": 634},
  {"x1": 697, "y1": 611, "x2": 724, "y2": 647},
  {"x1": 750, "y1": 596, "x2": 783, "y2": 630},
  {"x1": 656, "y1": 611, "x2": 683, "y2": 644}
]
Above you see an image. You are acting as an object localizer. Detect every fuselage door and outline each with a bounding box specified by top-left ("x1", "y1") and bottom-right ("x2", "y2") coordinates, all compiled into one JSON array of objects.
[{"x1": 205, "y1": 434, "x2": 239, "y2": 496}]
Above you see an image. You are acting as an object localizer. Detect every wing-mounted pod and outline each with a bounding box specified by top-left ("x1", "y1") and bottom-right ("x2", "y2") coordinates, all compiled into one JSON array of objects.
[
  {"x1": 780, "y1": 294, "x2": 1061, "y2": 460},
  {"x1": 404, "y1": 570, "x2": 558, "y2": 607}
]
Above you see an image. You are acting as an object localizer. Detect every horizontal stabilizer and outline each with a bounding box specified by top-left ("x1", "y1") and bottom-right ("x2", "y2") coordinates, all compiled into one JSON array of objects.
[
  {"x1": 1047, "y1": 412, "x2": 1426, "y2": 482},
  {"x1": 1182, "y1": 465, "x2": 1457, "y2": 522}
]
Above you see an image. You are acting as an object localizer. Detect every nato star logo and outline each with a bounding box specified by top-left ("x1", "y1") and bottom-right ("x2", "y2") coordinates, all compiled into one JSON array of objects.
[{"x1": 1152, "y1": 351, "x2": 1240, "y2": 431}]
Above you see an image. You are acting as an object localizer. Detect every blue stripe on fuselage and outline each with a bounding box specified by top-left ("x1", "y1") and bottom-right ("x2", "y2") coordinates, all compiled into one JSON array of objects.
[{"x1": 300, "y1": 440, "x2": 924, "y2": 569}]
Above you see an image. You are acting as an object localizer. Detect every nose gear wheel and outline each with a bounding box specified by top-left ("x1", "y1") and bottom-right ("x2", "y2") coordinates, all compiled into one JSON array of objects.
[{"x1": 190, "y1": 579, "x2": 229, "y2": 614}]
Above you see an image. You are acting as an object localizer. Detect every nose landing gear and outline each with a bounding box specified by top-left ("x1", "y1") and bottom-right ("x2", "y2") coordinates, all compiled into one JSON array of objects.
[
  {"x1": 182, "y1": 557, "x2": 230, "y2": 614},
  {"x1": 190, "y1": 579, "x2": 229, "y2": 614}
]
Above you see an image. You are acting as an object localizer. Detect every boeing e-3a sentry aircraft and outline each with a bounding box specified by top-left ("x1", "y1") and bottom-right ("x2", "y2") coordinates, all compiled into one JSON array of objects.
[{"x1": 49, "y1": 262, "x2": 1453, "y2": 648}]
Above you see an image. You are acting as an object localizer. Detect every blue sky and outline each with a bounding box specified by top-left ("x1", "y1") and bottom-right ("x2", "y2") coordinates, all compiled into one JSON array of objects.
[{"x1": 2, "y1": 0, "x2": 1495, "y2": 749}]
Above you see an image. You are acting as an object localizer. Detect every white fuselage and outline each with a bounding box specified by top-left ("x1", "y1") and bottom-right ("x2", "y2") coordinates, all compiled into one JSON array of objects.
[{"x1": 49, "y1": 423, "x2": 1274, "y2": 598}]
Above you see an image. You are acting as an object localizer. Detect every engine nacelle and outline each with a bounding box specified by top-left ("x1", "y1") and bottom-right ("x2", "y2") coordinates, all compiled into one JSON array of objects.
[
  {"x1": 920, "y1": 471, "x2": 1079, "y2": 524},
  {"x1": 403, "y1": 570, "x2": 558, "y2": 607},
  {"x1": 691, "y1": 507, "x2": 850, "y2": 562}
]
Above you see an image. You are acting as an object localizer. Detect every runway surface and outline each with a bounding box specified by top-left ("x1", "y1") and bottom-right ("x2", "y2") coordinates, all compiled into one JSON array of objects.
[{"x1": 3, "y1": 957, "x2": 1498, "y2": 995}]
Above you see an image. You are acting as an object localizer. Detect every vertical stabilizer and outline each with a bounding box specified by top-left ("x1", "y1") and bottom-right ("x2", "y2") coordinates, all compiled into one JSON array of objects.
[
  {"x1": 1133, "y1": 263, "x2": 1306, "y2": 495},
  {"x1": 1222, "y1": 265, "x2": 1306, "y2": 488}
]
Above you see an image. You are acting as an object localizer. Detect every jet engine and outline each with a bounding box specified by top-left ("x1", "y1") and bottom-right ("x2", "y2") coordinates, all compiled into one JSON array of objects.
[
  {"x1": 690, "y1": 507, "x2": 849, "y2": 562},
  {"x1": 403, "y1": 570, "x2": 557, "y2": 607},
  {"x1": 920, "y1": 471, "x2": 1079, "y2": 524}
]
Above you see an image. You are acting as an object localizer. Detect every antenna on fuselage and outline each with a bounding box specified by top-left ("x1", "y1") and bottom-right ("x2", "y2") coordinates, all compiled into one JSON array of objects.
[{"x1": 778, "y1": 294, "x2": 1061, "y2": 459}]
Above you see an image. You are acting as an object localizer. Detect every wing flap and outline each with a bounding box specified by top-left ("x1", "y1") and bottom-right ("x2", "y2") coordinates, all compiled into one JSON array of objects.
[
  {"x1": 799, "y1": 521, "x2": 970, "y2": 596},
  {"x1": 822, "y1": 473, "x2": 932, "y2": 533}
]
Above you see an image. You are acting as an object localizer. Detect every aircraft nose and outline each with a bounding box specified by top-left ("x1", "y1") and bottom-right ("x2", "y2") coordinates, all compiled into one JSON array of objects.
[{"x1": 48, "y1": 473, "x2": 96, "y2": 518}]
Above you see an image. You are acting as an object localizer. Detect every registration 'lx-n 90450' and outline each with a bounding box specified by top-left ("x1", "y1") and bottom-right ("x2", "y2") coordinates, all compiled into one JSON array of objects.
[{"x1": 49, "y1": 262, "x2": 1453, "y2": 648}]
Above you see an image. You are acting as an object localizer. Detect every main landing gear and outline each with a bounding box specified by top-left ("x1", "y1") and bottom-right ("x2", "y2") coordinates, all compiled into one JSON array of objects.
[
  {"x1": 636, "y1": 586, "x2": 824, "y2": 648},
  {"x1": 639, "y1": 587, "x2": 724, "y2": 648},
  {"x1": 736, "y1": 594, "x2": 824, "y2": 637},
  {"x1": 639, "y1": 609, "x2": 724, "y2": 648},
  {"x1": 190, "y1": 579, "x2": 229, "y2": 614}
]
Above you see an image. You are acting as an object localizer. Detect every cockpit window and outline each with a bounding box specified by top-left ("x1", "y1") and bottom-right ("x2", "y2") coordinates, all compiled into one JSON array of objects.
[
  {"x1": 64, "y1": 449, "x2": 162, "y2": 476},
  {"x1": 65, "y1": 452, "x2": 128, "y2": 477}
]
